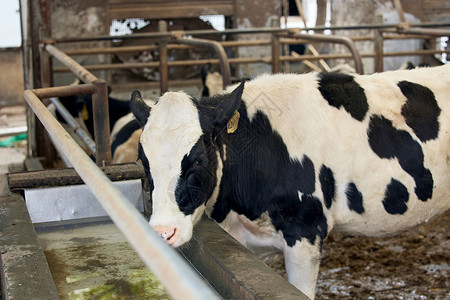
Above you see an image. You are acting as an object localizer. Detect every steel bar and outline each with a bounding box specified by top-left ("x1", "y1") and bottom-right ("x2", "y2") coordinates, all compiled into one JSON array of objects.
[
  {"x1": 63, "y1": 41, "x2": 270, "y2": 56},
  {"x1": 45, "y1": 44, "x2": 111, "y2": 165},
  {"x1": 59, "y1": 32, "x2": 442, "y2": 57},
  {"x1": 92, "y1": 79, "x2": 112, "y2": 166},
  {"x1": 42, "y1": 22, "x2": 450, "y2": 44},
  {"x1": 159, "y1": 21, "x2": 169, "y2": 94},
  {"x1": 176, "y1": 37, "x2": 231, "y2": 87},
  {"x1": 393, "y1": 0, "x2": 407, "y2": 24},
  {"x1": 22, "y1": 89, "x2": 219, "y2": 300},
  {"x1": 53, "y1": 47, "x2": 450, "y2": 74},
  {"x1": 49, "y1": 97, "x2": 95, "y2": 155},
  {"x1": 271, "y1": 34, "x2": 281, "y2": 73},
  {"x1": 31, "y1": 84, "x2": 96, "y2": 99},
  {"x1": 8, "y1": 163, "x2": 145, "y2": 190},
  {"x1": 289, "y1": 31, "x2": 364, "y2": 74},
  {"x1": 398, "y1": 27, "x2": 450, "y2": 37},
  {"x1": 45, "y1": 44, "x2": 97, "y2": 84},
  {"x1": 374, "y1": 29, "x2": 384, "y2": 73}
]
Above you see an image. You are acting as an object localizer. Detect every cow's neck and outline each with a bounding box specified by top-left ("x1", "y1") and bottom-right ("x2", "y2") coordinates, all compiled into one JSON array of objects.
[{"x1": 207, "y1": 104, "x2": 277, "y2": 223}]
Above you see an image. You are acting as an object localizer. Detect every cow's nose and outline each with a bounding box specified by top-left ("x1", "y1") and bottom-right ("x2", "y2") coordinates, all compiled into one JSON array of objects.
[{"x1": 153, "y1": 225, "x2": 178, "y2": 246}]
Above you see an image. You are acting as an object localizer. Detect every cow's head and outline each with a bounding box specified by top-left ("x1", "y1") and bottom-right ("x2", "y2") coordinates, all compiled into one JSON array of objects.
[{"x1": 131, "y1": 82, "x2": 244, "y2": 247}]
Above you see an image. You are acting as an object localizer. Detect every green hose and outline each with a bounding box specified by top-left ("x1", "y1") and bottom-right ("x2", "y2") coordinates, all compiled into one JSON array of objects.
[{"x1": 0, "y1": 133, "x2": 27, "y2": 147}]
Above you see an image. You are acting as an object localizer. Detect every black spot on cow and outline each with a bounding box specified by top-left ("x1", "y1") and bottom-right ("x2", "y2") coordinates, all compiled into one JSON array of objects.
[
  {"x1": 206, "y1": 101, "x2": 327, "y2": 247},
  {"x1": 176, "y1": 137, "x2": 218, "y2": 215},
  {"x1": 398, "y1": 81, "x2": 441, "y2": 142},
  {"x1": 367, "y1": 115, "x2": 433, "y2": 201},
  {"x1": 111, "y1": 118, "x2": 142, "y2": 157},
  {"x1": 345, "y1": 182, "x2": 365, "y2": 214},
  {"x1": 138, "y1": 142, "x2": 154, "y2": 203},
  {"x1": 382, "y1": 178, "x2": 409, "y2": 215},
  {"x1": 318, "y1": 72, "x2": 368, "y2": 121},
  {"x1": 269, "y1": 193, "x2": 327, "y2": 247},
  {"x1": 319, "y1": 165, "x2": 336, "y2": 209}
]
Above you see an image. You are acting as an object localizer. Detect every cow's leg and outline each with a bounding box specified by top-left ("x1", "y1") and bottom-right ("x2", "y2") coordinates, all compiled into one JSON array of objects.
[{"x1": 283, "y1": 239, "x2": 321, "y2": 299}]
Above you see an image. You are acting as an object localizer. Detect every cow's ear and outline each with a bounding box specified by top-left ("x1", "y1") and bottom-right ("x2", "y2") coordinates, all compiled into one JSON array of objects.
[
  {"x1": 130, "y1": 90, "x2": 151, "y2": 126},
  {"x1": 213, "y1": 80, "x2": 245, "y2": 129}
]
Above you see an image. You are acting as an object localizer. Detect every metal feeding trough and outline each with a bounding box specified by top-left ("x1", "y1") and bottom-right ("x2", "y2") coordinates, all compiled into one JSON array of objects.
[
  {"x1": 1, "y1": 166, "x2": 308, "y2": 300},
  {"x1": 25, "y1": 179, "x2": 144, "y2": 225},
  {"x1": 25, "y1": 180, "x2": 160, "y2": 298}
]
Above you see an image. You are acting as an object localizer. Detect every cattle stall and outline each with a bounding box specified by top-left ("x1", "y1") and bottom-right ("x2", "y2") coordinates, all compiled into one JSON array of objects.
[{"x1": 1, "y1": 0, "x2": 449, "y2": 299}]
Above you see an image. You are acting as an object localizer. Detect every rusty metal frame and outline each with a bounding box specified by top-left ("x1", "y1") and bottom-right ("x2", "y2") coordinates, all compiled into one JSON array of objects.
[
  {"x1": 45, "y1": 23, "x2": 449, "y2": 84},
  {"x1": 175, "y1": 36, "x2": 232, "y2": 87},
  {"x1": 35, "y1": 24, "x2": 449, "y2": 165},
  {"x1": 286, "y1": 30, "x2": 364, "y2": 74},
  {"x1": 43, "y1": 44, "x2": 111, "y2": 166}
]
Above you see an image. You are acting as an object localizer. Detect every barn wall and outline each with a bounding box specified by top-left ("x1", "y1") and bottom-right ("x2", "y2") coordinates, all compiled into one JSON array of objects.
[
  {"x1": 422, "y1": 0, "x2": 450, "y2": 21},
  {"x1": 51, "y1": 0, "x2": 109, "y2": 86},
  {"x1": 0, "y1": 48, "x2": 24, "y2": 107},
  {"x1": 234, "y1": 0, "x2": 281, "y2": 77}
]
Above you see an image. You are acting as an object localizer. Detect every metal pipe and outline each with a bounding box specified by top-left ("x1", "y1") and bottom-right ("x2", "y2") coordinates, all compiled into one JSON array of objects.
[
  {"x1": 45, "y1": 44, "x2": 97, "y2": 83},
  {"x1": 288, "y1": 31, "x2": 364, "y2": 74},
  {"x1": 32, "y1": 84, "x2": 96, "y2": 99},
  {"x1": 392, "y1": 0, "x2": 407, "y2": 24},
  {"x1": 64, "y1": 42, "x2": 271, "y2": 57},
  {"x1": 23, "y1": 88, "x2": 219, "y2": 300},
  {"x1": 158, "y1": 21, "x2": 169, "y2": 94},
  {"x1": 176, "y1": 37, "x2": 231, "y2": 88},
  {"x1": 397, "y1": 27, "x2": 450, "y2": 36},
  {"x1": 52, "y1": 47, "x2": 449, "y2": 74},
  {"x1": 92, "y1": 79, "x2": 112, "y2": 166},
  {"x1": 57, "y1": 32, "x2": 442, "y2": 57},
  {"x1": 271, "y1": 34, "x2": 281, "y2": 73},
  {"x1": 42, "y1": 22, "x2": 450, "y2": 44},
  {"x1": 374, "y1": 28, "x2": 384, "y2": 73},
  {"x1": 45, "y1": 44, "x2": 111, "y2": 165},
  {"x1": 49, "y1": 97, "x2": 96, "y2": 155}
]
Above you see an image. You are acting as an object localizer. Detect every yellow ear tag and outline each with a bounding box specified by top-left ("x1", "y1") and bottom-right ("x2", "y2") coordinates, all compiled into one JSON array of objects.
[
  {"x1": 81, "y1": 104, "x2": 89, "y2": 120},
  {"x1": 227, "y1": 110, "x2": 240, "y2": 134}
]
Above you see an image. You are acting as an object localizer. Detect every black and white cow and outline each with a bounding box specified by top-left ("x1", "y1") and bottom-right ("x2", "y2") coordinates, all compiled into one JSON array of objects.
[
  {"x1": 57, "y1": 88, "x2": 131, "y2": 139},
  {"x1": 130, "y1": 64, "x2": 450, "y2": 299}
]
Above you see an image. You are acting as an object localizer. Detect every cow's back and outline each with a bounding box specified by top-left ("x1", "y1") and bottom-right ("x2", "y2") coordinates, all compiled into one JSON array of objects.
[{"x1": 237, "y1": 65, "x2": 449, "y2": 236}]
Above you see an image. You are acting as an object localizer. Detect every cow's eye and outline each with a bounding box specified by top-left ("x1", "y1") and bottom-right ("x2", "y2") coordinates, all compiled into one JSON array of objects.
[{"x1": 195, "y1": 158, "x2": 203, "y2": 165}]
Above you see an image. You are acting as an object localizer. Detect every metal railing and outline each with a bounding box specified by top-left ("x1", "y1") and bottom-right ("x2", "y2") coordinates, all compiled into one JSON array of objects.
[{"x1": 44, "y1": 22, "x2": 450, "y2": 93}]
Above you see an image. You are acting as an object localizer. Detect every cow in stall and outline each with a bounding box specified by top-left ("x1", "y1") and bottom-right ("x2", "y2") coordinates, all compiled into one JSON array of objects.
[
  {"x1": 49, "y1": 83, "x2": 136, "y2": 163},
  {"x1": 129, "y1": 64, "x2": 449, "y2": 299},
  {"x1": 57, "y1": 89, "x2": 131, "y2": 139},
  {"x1": 50, "y1": 79, "x2": 131, "y2": 142}
]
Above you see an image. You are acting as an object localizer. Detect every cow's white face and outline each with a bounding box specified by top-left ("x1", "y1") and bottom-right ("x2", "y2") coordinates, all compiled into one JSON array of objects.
[{"x1": 130, "y1": 86, "x2": 244, "y2": 247}]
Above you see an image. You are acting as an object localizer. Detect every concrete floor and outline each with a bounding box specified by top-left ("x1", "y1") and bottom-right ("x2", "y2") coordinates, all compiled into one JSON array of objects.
[{"x1": 0, "y1": 105, "x2": 27, "y2": 174}]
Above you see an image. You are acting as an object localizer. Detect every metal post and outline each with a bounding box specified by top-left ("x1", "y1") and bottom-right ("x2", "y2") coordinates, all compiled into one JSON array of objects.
[
  {"x1": 374, "y1": 29, "x2": 384, "y2": 73},
  {"x1": 45, "y1": 44, "x2": 98, "y2": 84},
  {"x1": 271, "y1": 33, "x2": 281, "y2": 73},
  {"x1": 49, "y1": 97, "x2": 96, "y2": 156},
  {"x1": 159, "y1": 21, "x2": 169, "y2": 95},
  {"x1": 289, "y1": 30, "x2": 364, "y2": 74},
  {"x1": 176, "y1": 37, "x2": 231, "y2": 88},
  {"x1": 92, "y1": 79, "x2": 111, "y2": 166},
  {"x1": 39, "y1": 41, "x2": 57, "y2": 167}
]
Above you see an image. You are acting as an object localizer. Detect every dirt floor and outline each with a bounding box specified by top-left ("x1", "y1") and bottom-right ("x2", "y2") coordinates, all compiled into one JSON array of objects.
[{"x1": 264, "y1": 210, "x2": 450, "y2": 299}]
